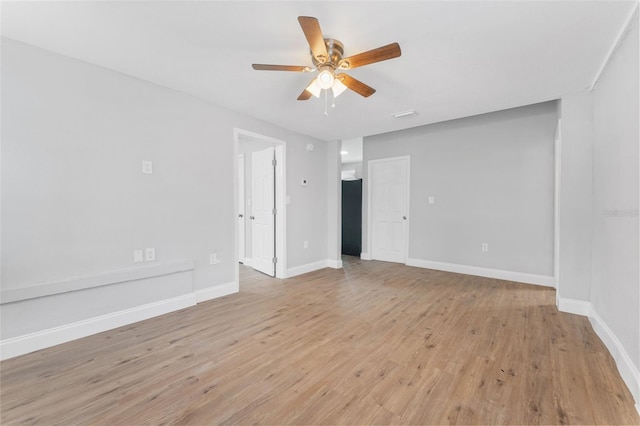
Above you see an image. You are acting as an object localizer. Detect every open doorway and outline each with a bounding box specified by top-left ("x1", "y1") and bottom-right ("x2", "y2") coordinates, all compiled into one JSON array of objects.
[
  {"x1": 340, "y1": 137, "x2": 364, "y2": 258},
  {"x1": 234, "y1": 129, "x2": 286, "y2": 284}
]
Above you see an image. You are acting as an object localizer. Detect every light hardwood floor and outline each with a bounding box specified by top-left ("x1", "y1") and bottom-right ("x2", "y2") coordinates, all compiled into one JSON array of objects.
[{"x1": 1, "y1": 257, "x2": 638, "y2": 425}]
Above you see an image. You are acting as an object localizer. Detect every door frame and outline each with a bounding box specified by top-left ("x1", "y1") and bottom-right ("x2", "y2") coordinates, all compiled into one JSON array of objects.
[
  {"x1": 554, "y1": 118, "x2": 561, "y2": 299},
  {"x1": 234, "y1": 128, "x2": 287, "y2": 283},
  {"x1": 366, "y1": 155, "x2": 410, "y2": 264},
  {"x1": 238, "y1": 154, "x2": 246, "y2": 264}
]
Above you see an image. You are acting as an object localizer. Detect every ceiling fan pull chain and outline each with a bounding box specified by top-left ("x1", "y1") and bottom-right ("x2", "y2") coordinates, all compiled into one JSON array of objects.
[
  {"x1": 331, "y1": 89, "x2": 336, "y2": 108},
  {"x1": 324, "y1": 89, "x2": 328, "y2": 116}
]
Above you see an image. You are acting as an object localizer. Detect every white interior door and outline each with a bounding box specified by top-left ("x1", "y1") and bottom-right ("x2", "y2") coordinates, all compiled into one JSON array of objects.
[
  {"x1": 238, "y1": 154, "x2": 246, "y2": 263},
  {"x1": 370, "y1": 157, "x2": 409, "y2": 263},
  {"x1": 251, "y1": 147, "x2": 275, "y2": 276}
]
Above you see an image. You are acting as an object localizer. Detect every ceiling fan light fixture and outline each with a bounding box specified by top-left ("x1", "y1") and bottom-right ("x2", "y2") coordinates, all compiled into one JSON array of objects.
[
  {"x1": 316, "y1": 68, "x2": 335, "y2": 89},
  {"x1": 331, "y1": 78, "x2": 348, "y2": 98},
  {"x1": 305, "y1": 80, "x2": 322, "y2": 98}
]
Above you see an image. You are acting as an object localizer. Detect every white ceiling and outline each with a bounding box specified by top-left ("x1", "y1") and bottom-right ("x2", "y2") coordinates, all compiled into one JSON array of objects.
[{"x1": 1, "y1": 1, "x2": 636, "y2": 142}]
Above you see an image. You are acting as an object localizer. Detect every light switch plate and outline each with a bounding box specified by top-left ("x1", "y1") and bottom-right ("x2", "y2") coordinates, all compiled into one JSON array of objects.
[{"x1": 134, "y1": 250, "x2": 144, "y2": 263}]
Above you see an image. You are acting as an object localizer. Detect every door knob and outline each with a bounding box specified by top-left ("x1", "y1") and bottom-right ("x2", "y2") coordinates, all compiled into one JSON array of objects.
[
  {"x1": 403, "y1": 216, "x2": 407, "y2": 220},
  {"x1": 239, "y1": 214, "x2": 244, "y2": 218},
  {"x1": 250, "y1": 216, "x2": 255, "y2": 220}
]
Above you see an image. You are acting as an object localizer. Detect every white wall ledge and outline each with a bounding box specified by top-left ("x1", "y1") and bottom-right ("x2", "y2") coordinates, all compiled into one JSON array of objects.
[{"x1": 1, "y1": 259, "x2": 195, "y2": 304}]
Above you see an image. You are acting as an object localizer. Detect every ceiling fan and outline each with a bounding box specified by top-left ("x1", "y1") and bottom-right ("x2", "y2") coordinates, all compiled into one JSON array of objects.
[{"x1": 252, "y1": 16, "x2": 401, "y2": 102}]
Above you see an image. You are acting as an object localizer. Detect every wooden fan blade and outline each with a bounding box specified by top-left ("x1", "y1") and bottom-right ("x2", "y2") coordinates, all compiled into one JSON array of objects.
[
  {"x1": 298, "y1": 16, "x2": 329, "y2": 63},
  {"x1": 297, "y1": 77, "x2": 318, "y2": 100},
  {"x1": 338, "y1": 42, "x2": 401, "y2": 70},
  {"x1": 252, "y1": 64, "x2": 311, "y2": 72},
  {"x1": 297, "y1": 89, "x2": 313, "y2": 101},
  {"x1": 336, "y1": 73, "x2": 376, "y2": 97}
]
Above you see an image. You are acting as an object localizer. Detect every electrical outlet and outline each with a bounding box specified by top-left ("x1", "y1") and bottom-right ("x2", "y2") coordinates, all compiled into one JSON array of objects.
[
  {"x1": 134, "y1": 249, "x2": 144, "y2": 263},
  {"x1": 210, "y1": 253, "x2": 221, "y2": 265},
  {"x1": 428, "y1": 196, "x2": 435, "y2": 204},
  {"x1": 304, "y1": 240, "x2": 309, "y2": 249},
  {"x1": 145, "y1": 247, "x2": 155, "y2": 261},
  {"x1": 481, "y1": 243, "x2": 489, "y2": 252},
  {"x1": 142, "y1": 160, "x2": 153, "y2": 174}
]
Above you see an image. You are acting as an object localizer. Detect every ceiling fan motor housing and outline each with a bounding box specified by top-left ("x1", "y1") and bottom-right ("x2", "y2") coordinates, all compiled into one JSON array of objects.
[{"x1": 312, "y1": 38, "x2": 344, "y2": 69}]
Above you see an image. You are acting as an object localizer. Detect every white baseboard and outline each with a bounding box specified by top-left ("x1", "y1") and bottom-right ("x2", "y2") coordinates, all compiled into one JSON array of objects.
[
  {"x1": 558, "y1": 298, "x2": 640, "y2": 410},
  {"x1": 557, "y1": 297, "x2": 591, "y2": 316},
  {"x1": 286, "y1": 260, "x2": 329, "y2": 278},
  {"x1": 360, "y1": 252, "x2": 371, "y2": 260},
  {"x1": 589, "y1": 307, "x2": 640, "y2": 409},
  {"x1": 406, "y1": 258, "x2": 555, "y2": 287},
  {"x1": 327, "y1": 259, "x2": 343, "y2": 269},
  {"x1": 0, "y1": 294, "x2": 196, "y2": 360},
  {"x1": 1, "y1": 281, "x2": 240, "y2": 360},
  {"x1": 195, "y1": 281, "x2": 238, "y2": 303},
  {"x1": 242, "y1": 258, "x2": 253, "y2": 267}
]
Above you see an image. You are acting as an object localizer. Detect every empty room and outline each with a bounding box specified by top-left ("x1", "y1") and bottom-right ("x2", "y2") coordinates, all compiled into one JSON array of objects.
[{"x1": 1, "y1": 1, "x2": 639, "y2": 425}]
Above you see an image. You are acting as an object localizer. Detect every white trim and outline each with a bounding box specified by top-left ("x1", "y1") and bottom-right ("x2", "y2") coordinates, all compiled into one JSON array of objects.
[
  {"x1": 589, "y1": 308, "x2": 640, "y2": 409},
  {"x1": 406, "y1": 258, "x2": 555, "y2": 287},
  {"x1": 405, "y1": 158, "x2": 411, "y2": 264},
  {"x1": 590, "y1": 3, "x2": 639, "y2": 91},
  {"x1": 1, "y1": 259, "x2": 194, "y2": 304},
  {"x1": 238, "y1": 153, "x2": 246, "y2": 264},
  {"x1": 286, "y1": 260, "x2": 328, "y2": 278},
  {"x1": 242, "y1": 257, "x2": 253, "y2": 267},
  {"x1": 195, "y1": 281, "x2": 238, "y2": 303},
  {"x1": 274, "y1": 144, "x2": 287, "y2": 279},
  {"x1": 327, "y1": 259, "x2": 343, "y2": 269},
  {"x1": 0, "y1": 294, "x2": 196, "y2": 360},
  {"x1": 234, "y1": 128, "x2": 287, "y2": 280},
  {"x1": 554, "y1": 118, "x2": 562, "y2": 300},
  {"x1": 557, "y1": 297, "x2": 591, "y2": 316},
  {"x1": 360, "y1": 252, "x2": 371, "y2": 260},
  {"x1": 557, "y1": 299, "x2": 640, "y2": 409},
  {"x1": 233, "y1": 130, "x2": 240, "y2": 291},
  {"x1": 0, "y1": 280, "x2": 241, "y2": 360}
]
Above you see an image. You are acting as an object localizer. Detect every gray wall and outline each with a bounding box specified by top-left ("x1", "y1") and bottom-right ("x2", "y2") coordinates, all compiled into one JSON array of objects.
[
  {"x1": 363, "y1": 101, "x2": 557, "y2": 276},
  {"x1": 590, "y1": 14, "x2": 639, "y2": 374},
  {"x1": 1, "y1": 38, "x2": 328, "y2": 339},
  {"x1": 558, "y1": 92, "x2": 594, "y2": 302},
  {"x1": 284, "y1": 138, "x2": 329, "y2": 268},
  {"x1": 341, "y1": 162, "x2": 363, "y2": 180}
]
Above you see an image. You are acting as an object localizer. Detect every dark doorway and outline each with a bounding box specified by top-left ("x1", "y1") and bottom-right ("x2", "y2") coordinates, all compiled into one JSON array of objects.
[{"x1": 341, "y1": 179, "x2": 362, "y2": 256}]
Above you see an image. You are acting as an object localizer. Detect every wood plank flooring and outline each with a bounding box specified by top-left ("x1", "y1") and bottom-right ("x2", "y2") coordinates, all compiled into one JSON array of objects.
[{"x1": 1, "y1": 256, "x2": 638, "y2": 425}]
